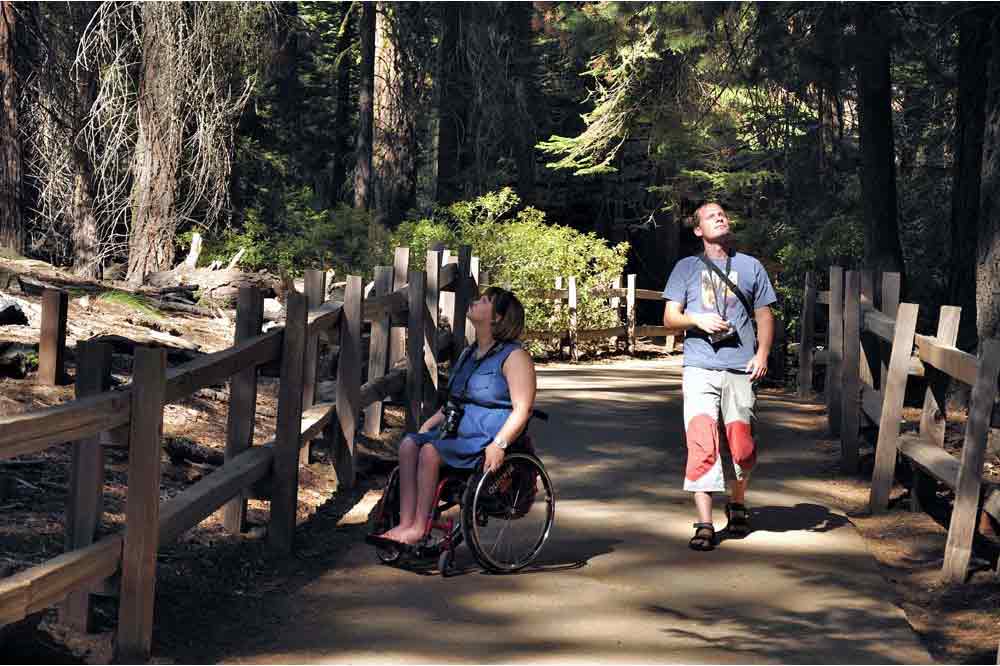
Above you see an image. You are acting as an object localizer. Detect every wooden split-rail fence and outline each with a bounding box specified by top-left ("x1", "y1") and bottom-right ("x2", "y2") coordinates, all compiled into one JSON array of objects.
[
  {"x1": 0, "y1": 245, "x2": 675, "y2": 661},
  {"x1": 798, "y1": 266, "x2": 1000, "y2": 583}
]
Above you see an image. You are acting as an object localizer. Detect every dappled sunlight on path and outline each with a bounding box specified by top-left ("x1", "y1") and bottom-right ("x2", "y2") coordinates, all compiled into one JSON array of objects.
[{"x1": 222, "y1": 356, "x2": 931, "y2": 665}]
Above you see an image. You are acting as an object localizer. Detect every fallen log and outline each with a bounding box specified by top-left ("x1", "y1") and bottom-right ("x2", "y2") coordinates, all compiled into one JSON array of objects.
[
  {"x1": 165, "y1": 438, "x2": 224, "y2": 466},
  {"x1": 88, "y1": 332, "x2": 201, "y2": 362},
  {"x1": 145, "y1": 268, "x2": 279, "y2": 304}
]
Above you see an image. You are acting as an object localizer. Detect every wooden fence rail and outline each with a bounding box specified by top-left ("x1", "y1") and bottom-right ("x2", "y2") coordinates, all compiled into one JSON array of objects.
[
  {"x1": 797, "y1": 265, "x2": 1000, "y2": 584},
  {"x1": 0, "y1": 246, "x2": 678, "y2": 660}
]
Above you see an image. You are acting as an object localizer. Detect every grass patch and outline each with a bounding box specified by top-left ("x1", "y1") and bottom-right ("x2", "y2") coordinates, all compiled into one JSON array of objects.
[{"x1": 97, "y1": 290, "x2": 164, "y2": 320}]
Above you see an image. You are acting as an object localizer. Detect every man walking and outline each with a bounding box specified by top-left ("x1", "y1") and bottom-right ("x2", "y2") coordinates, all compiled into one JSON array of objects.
[{"x1": 662, "y1": 202, "x2": 776, "y2": 551}]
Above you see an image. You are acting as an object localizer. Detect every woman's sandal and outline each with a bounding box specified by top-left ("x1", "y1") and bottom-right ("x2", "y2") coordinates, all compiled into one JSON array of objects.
[
  {"x1": 689, "y1": 522, "x2": 716, "y2": 551},
  {"x1": 725, "y1": 502, "x2": 752, "y2": 538}
]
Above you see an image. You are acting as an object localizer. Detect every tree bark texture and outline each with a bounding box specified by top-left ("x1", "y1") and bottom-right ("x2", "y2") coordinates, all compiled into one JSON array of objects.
[
  {"x1": 0, "y1": 1, "x2": 23, "y2": 255},
  {"x1": 435, "y1": 2, "x2": 472, "y2": 205},
  {"x1": 331, "y1": 2, "x2": 354, "y2": 205},
  {"x1": 978, "y1": 23, "x2": 1000, "y2": 341},
  {"x1": 127, "y1": 4, "x2": 184, "y2": 285},
  {"x1": 854, "y1": 5, "x2": 905, "y2": 278},
  {"x1": 353, "y1": 0, "x2": 375, "y2": 211},
  {"x1": 70, "y1": 4, "x2": 101, "y2": 279},
  {"x1": 506, "y1": 2, "x2": 537, "y2": 203},
  {"x1": 949, "y1": 6, "x2": 992, "y2": 351},
  {"x1": 372, "y1": 2, "x2": 417, "y2": 229}
]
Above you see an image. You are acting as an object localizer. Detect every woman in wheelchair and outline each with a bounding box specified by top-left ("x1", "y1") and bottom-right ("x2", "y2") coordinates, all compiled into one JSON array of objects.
[{"x1": 375, "y1": 286, "x2": 537, "y2": 547}]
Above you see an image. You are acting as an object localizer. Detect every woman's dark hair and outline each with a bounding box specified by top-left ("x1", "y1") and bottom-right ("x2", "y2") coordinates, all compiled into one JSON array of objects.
[{"x1": 485, "y1": 286, "x2": 525, "y2": 342}]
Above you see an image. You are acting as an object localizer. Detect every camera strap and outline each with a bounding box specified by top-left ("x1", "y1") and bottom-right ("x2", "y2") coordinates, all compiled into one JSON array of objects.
[
  {"x1": 448, "y1": 341, "x2": 503, "y2": 400},
  {"x1": 697, "y1": 253, "x2": 754, "y2": 322}
]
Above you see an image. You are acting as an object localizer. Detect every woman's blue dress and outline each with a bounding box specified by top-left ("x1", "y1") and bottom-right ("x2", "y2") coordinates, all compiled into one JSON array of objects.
[{"x1": 409, "y1": 341, "x2": 520, "y2": 468}]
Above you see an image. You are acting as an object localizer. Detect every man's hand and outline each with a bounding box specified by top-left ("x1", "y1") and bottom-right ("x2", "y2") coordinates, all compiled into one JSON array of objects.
[
  {"x1": 692, "y1": 312, "x2": 731, "y2": 335},
  {"x1": 746, "y1": 352, "x2": 768, "y2": 382},
  {"x1": 484, "y1": 443, "x2": 505, "y2": 473}
]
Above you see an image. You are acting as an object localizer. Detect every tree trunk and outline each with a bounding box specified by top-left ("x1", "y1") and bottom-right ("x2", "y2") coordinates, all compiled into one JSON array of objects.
[
  {"x1": 854, "y1": 5, "x2": 905, "y2": 278},
  {"x1": 507, "y1": 2, "x2": 536, "y2": 204},
  {"x1": 372, "y1": 2, "x2": 417, "y2": 229},
  {"x1": 330, "y1": 2, "x2": 354, "y2": 205},
  {"x1": 978, "y1": 23, "x2": 1000, "y2": 341},
  {"x1": 435, "y1": 3, "x2": 471, "y2": 205},
  {"x1": 126, "y1": 5, "x2": 184, "y2": 285},
  {"x1": 353, "y1": 0, "x2": 375, "y2": 211},
  {"x1": 949, "y1": 6, "x2": 992, "y2": 351},
  {"x1": 70, "y1": 4, "x2": 101, "y2": 279},
  {"x1": 0, "y1": 1, "x2": 23, "y2": 255}
]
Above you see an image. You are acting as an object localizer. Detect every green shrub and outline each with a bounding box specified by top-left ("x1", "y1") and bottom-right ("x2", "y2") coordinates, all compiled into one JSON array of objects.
[
  {"x1": 181, "y1": 188, "x2": 382, "y2": 280},
  {"x1": 392, "y1": 188, "x2": 630, "y2": 355},
  {"x1": 97, "y1": 290, "x2": 163, "y2": 320}
]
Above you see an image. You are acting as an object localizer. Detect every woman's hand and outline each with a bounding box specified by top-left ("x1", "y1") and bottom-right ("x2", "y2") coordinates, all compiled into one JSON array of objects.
[{"x1": 484, "y1": 442, "x2": 505, "y2": 473}]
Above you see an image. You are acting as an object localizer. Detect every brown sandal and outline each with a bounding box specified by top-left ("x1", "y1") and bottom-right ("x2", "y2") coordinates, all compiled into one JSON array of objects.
[
  {"x1": 725, "y1": 502, "x2": 751, "y2": 538},
  {"x1": 689, "y1": 522, "x2": 716, "y2": 551}
]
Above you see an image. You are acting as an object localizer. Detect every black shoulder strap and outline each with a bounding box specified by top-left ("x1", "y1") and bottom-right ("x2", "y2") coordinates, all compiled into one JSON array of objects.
[{"x1": 698, "y1": 253, "x2": 755, "y2": 321}]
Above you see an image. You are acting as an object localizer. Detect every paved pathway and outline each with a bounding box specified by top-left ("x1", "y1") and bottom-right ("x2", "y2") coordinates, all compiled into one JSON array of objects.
[{"x1": 228, "y1": 357, "x2": 932, "y2": 664}]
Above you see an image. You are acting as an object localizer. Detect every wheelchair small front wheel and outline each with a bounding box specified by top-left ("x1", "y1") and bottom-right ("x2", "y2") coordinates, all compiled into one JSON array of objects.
[
  {"x1": 461, "y1": 452, "x2": 555, "y2": 573},
  {"x1": 369, "y1": 468, "x2": 403, "y2": 564}
]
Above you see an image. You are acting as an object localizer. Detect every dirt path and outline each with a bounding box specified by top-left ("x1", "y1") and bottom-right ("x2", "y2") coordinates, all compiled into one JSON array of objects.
[{"x1": 203, "y1": 356, "x2": 931, "y2": 664}]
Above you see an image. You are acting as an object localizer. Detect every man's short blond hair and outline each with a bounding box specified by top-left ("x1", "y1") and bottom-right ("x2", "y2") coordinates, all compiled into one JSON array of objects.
[{"x1": 686, "y1": 202, "x2": 721, "y2": 229}]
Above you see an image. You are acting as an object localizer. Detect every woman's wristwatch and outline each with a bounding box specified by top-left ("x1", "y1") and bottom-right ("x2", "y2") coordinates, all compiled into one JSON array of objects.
[{"x1": 493, "y1": 436, "x2": 509, "y2": 450}]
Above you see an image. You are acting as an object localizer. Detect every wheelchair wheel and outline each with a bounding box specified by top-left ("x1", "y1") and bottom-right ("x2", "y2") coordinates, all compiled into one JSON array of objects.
[
  {"x1": 368, "y1": 468, "x2": 402, "y2": 564},
  {"x1": 461, "y1": 452, "x2": 555, "y2": 573}
]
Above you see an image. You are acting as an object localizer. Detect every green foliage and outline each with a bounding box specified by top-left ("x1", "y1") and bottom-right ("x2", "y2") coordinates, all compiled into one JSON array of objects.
[
  {"x1": 189, "y1": 189, "x2": 380, "y2": 279},
  {"x1": 97, "y1": 291, "x2": 164, "y2": 320},
  {"x1": 392, "y1": 189, "x2": 630, "y2": 353}
]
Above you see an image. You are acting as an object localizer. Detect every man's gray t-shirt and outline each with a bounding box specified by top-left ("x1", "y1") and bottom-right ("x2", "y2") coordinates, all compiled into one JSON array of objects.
[{"x1": 663, "y1": 252, "x2": 777, "y2": 370}]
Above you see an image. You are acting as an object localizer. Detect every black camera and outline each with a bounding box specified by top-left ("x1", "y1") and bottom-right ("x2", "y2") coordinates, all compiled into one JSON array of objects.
[{"x1": 441, "y1": 399, "x2": 465, "y2": 439}]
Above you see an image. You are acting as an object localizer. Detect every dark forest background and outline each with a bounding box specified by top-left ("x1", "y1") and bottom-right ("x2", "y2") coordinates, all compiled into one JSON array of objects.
[{"x1": 3, "y1": 2, "x2": 1000, "y2": 351}]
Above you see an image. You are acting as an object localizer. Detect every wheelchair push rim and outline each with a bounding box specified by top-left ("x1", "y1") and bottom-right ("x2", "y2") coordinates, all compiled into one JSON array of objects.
[{"x1": 462, "y1": 452, "x2": 555, "y2": 573}]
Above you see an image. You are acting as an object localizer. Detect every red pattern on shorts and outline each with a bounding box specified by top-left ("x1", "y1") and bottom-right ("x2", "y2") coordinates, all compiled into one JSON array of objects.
[{"x1": 685, "y1": 413, "x2": 719, "y2": 482}]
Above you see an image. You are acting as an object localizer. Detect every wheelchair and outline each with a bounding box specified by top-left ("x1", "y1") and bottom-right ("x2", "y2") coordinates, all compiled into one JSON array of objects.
[{"x1": 366, "y1": 429, "x2": 555, "y2": 577}]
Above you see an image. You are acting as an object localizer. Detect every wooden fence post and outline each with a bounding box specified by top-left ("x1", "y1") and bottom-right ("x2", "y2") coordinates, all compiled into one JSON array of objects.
[
  {"x1": 912, "y1": 306, "x2": 961, "y2": 511},
  {"x1": 363, "y1": 267, "x2": 392, "y2": 437},
  {"x1": 424, "y1": 251, "x2": 441, "y2": 419},
  {"x1": 389, "y1": 247, "x2": 410, "y2": 368},
  {"x1": 467, "y1": 256, "x2": 480, "y2": 346},
  {"x1": 840, "y1": 270, "x2": 861, "y2": 473},
  {"x1": 223, "y1": 287, "x2": 264, "y2": 534},
  {"x1": 610, "y1": 275, "x2": 622, "y2": 351},
  {"x1": 439, "y1": 250, "x2": 456, "y2": 340},
  {"x1": 407, "y1": 270, "x2": 427, "y2": 432},
  {"x1": 869, "y1": 303, "x2": 919, "y2": 513},
  {"x1": 332, "y1": 276, "x2": 362, "y2": 490},
  {"x1": 880, "y1": 272, "x2": 901, "y2": 379},
  {"x1": 826, "y1": 266, "x2": 844, "y2": 436},
  {"x1": 300, "y1": 269, "x2": 327, "y2": 466},
  {"x1": 568, "y1": 276, "x2": 578, "y2": 362},
  {"x1": 554, "y1": 277, "x2": 564, "y2": 358},
  {"x1": 452, "y1": 246, "x2": 472, "y2": 364},
  {"x1": 942, "y1": 338, "x2": 1000, "y2": 582},
  {"x1": 798, "y1": 271, "x2": 816, "y2": 397},
  {"x1": 859, "y1": 270, "x2": 880, "y2": 397},
  {"x1": 626, "y1": 274, "x2": 637, "y2": 355},
  {"x1": 115, "y1": 347, "x2": 167, "y2": 663},
  {"x1": 38, "y1": 288, "x2": 68, "y2": 385},
  {"x1": 60, "y1": 341, "x2": 112, "y2": 632},
  {"x1": 268, "y1": 291, "x2": 308, "y2": 555}
]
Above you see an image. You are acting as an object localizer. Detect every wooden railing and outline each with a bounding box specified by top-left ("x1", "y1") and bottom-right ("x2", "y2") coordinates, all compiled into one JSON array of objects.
[
  {"x1": 798, "y1": 266, "x2": 1000, "y2": 583},
  {"x1": 517, "y1": 274, "x2": 680, "y2": 360},
  {"x1": 0, "y1": 246, "x2": 677, "y2": 660},
  {"x1": 0, "y1": 249, "x2": 469, "y2": 661}
]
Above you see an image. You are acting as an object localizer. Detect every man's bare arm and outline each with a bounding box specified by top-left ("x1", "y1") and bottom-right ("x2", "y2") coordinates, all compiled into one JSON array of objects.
[{"x1": 663, "y1": 300, "x2": 729, "y2": 334}]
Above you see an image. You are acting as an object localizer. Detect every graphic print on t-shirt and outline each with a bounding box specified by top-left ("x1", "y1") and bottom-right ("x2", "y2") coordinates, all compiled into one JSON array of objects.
[{"x1": 699, "y1": 270, "x2": 739, "y2": 310}]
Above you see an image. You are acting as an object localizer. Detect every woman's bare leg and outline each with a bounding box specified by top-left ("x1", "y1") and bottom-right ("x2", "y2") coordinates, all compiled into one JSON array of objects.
[
  {"x1": 383, "y1": 437, "x2": 418, "y2": 541},
  {"x1": 394, "y1": 444, "x2": 442, "y2": 544}
]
